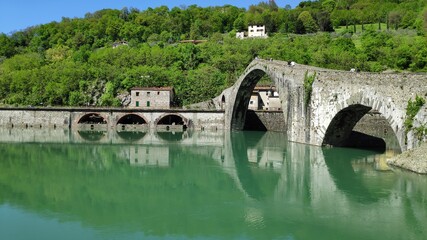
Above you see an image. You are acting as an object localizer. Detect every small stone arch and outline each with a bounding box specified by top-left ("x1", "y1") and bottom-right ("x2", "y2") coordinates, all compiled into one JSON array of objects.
[
  {"x1": 155, "y1": 113, "x2": 189, "y2": 131},
  {"x1": 77, "y1": 113, "x2": 108, "y2": 131},
  {"x1": 116, "y1": 113, "x2": 148, "y2": 131},
  {"x1": 117, "y1": 114, "x2": 148, "y2": 125},
  {"x1": 78, "y1": 113, "x2": 107, "y2": 124},
  {"x1": 322, "y1": 93, "x2": 403, "y2": 151}
]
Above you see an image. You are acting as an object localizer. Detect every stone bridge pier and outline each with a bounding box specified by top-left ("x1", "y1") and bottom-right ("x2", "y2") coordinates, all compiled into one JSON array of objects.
[{"x1": 214, "y1": 59, "x2": 427, "y2": 151}]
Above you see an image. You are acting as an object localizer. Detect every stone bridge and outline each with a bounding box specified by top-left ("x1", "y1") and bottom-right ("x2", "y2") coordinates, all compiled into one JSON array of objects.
[
  {"x1": 0, "y1": 108, "x2": 224, "y2": 132},
  {"x1": 206, "y1": 59, "x2": 427, "y2": 151}
]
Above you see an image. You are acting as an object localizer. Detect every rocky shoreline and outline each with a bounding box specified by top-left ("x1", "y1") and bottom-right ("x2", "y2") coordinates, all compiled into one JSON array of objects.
[{"x1": 387, "y1": 142, "x2": 427, "y2": 174}]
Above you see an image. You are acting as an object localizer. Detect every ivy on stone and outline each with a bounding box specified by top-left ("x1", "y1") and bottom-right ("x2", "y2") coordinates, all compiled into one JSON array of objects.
[
  {"x1": 404, "y1": 95, "x2": 425, "y2": 129},
  {"x1": 404, "y1": 95, "x2": 426, "y2": 136},
  {"x1": 303, "y1": 71, "x2": 316, "y2": 109}
]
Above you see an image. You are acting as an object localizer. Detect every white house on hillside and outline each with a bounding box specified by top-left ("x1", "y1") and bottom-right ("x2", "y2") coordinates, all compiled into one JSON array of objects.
[
  {"x1": 236, "y1": 25, "x2": 268, "y2": 39},
  {"x1": 248, "y1": 25, "x2": 267, "y2": 38}
]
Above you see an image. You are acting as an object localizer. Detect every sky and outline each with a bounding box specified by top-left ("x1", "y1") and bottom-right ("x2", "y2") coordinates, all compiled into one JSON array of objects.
[{"x1": 0, "y1": 0, "x2": 302, "y2": 34}]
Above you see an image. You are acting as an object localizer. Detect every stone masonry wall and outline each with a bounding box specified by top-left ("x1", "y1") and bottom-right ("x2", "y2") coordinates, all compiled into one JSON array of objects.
[
  {"x1": 0, "y1": 109, "x2": 70, "y2": 129},
  {"x1": 310, "y1": 71, "x2": 427, "y2": 150},
  {"x1": 245, "y1": 111, "x2": 287, "y2": 132}
]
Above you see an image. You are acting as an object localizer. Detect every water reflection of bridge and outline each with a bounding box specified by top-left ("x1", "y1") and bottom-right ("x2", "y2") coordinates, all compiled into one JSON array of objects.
[{"x1": 0, "y1": 129, "x2": 425, "y2": 239}]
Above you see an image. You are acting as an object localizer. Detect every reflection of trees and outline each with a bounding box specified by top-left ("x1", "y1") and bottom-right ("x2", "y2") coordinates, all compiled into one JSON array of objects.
[
  {"x1": 78, "y1": 131, "x2": 106, "y2": 141},
  {"x1": 116, "y1": 131, "x2": 146, "y2": 142},
  {"x1": 0, "y1": 143, "x2": 248, "y2": 237}
]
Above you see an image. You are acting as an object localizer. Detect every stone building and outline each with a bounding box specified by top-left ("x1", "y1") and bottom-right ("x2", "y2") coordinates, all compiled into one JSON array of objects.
[
  {"x1": 248, "y1": 86, "x2": 281, "y2": 111},
  {"x1": 130, "y1": 87, "x2": 174, "y2": 109}
]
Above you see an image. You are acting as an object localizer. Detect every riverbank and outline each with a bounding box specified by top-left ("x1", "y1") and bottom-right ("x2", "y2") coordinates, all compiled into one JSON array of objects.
[{"x1": 387, "y1": 142, "x2": 427, "y2": 174}]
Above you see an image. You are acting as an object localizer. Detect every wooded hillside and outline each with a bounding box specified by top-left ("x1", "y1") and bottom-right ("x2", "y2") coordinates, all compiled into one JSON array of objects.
[{"x1": 0, "y1": 0, "x2": 426, "y2": 107}]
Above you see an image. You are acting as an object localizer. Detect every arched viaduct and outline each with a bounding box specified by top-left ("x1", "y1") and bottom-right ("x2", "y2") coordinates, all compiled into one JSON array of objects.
[
  {"x1": 0, "y1": 108, "x2": 224, "y2": 132},
  {"x1": 213, "y1": 59, "x2": 427, "y2": 151}
]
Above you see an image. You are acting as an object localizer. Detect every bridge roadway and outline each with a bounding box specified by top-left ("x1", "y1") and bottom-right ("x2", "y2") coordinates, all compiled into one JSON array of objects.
[
  {"x1": 199, "y1": 59, "x2": 427, "y2": 151},
  {"x1": 0, "y1": 107, "x2": 225, "y2": 132}
]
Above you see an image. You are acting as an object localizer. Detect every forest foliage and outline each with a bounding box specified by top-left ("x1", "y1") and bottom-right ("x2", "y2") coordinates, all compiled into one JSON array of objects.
[{"x1": 0, "y1": 0, "x2": 427, "y2": 107}]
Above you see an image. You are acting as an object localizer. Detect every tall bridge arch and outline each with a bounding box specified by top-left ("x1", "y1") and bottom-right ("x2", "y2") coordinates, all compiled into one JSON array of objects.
[
  {"x1": 221, "y1": 59, "x2": 427, "y2": 151},
  {"x1": 225, "y1": 60, "x2": 304, "y2": 131},
  {"x1": 320, "y1": 91, "x2": 404, "y2": 150}
]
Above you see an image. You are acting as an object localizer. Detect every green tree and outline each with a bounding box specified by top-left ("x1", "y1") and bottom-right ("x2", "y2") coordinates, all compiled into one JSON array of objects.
[
  {"x1": 317, "y1": 11, "x2": 334, "y2": 32},
  {"x1": 233, "y1": 14, "x2": 246, "y2": 31},
  {"x1": 0, "y1": 34, "x2": 15, "y2": 58},
  {"x1": 298, "y1": 11, "x2": 319, "y2": 33},
  {"x1": 389, "y1": 11, "x2": 402, "y2": 30}
]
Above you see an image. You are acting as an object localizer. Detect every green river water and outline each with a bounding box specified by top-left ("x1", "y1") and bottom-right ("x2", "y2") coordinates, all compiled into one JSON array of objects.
[{"x1": 0, "y1": 129, "x2": 426, "y2": 240}]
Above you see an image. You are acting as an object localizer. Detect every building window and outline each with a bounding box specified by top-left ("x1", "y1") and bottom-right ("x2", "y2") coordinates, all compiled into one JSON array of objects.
[
  {"x1": 157, "y1": 91, "x2": 160, "y2": 95},
  {"x1": 147, "y1": 92, "x2": 151, "y2": 96},
  {"x1": 250, "y1": 101, "x2": 254, "y2": 104},
  {"x1": 136, "y1": 101, "x2": 139, "y2": 107},
  {"x1": 147, "y1": 101, "x2": 150, "y2": 107},
  {"x1": 136, "y1": 92, "x2": 140, "y2": 96}
]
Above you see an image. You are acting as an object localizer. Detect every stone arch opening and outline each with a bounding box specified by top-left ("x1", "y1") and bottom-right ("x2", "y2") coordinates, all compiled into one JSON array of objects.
[
  {"x1": 221, "y1": 95, "x2": 226, "y2": 110},
  {"x1": 156, "y1": 114, "x2": 188, "y2": 131},
  {"x1": 231, "y1": 63, "x2": 293, "y2": 131},
  {"x1": 229, "y1": 65, "x2": 287, "y2": 132},
  {"x1": 78, "y1": 113, "x2": 107, "y2": 124},
  {"x1": 116, "y1": 114, "x2": 148, "y2": 131},
  {"x1": 117, "y1": 114, "x2": 147, "y2": 125},
  {"x1": 230, "y1": 69, "x2": 266, "y2": 130},
  {"x1": 322, "y1": 104, "x2": 400, "y2": 152}
]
